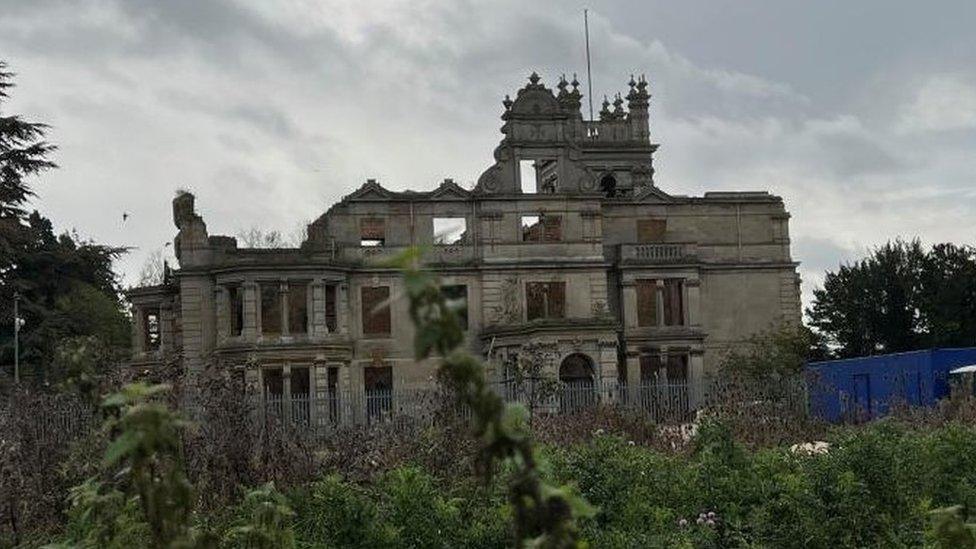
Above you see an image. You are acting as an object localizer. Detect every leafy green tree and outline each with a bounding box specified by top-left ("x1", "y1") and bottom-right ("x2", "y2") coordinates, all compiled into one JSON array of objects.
[
  {"x1": 918, "y1": 243, "x2": 976, "y2": 348},
  {"x1": 720, "y1": 324, "x2": 828, "y2": 378},
  {"x1": 806, "y1": 239, "x2": 976, "y2": 358},
  {"x1": 0, "y1": 62, "x2": 129, "y2": 380}
]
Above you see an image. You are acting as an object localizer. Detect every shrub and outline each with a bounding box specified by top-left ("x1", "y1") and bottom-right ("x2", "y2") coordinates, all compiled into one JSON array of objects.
[
  {"x1": 223, "y1": 483, "x2": 295, "y2": 549},
  {"x1": 377, "y1": 466, "x2": 462, "y2": 547},
  {"x1": 289, "y1": 475, "x2": 397, "y2": 548}
]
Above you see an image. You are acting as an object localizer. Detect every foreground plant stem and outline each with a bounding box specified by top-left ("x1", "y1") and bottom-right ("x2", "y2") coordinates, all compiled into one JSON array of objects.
[{"x1": 392, "y1": 248, "x2": 588, "y2": 547}]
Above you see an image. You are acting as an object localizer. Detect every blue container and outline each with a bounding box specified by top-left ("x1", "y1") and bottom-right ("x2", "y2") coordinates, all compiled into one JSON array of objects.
[{"x1": 807, "y1": 348, "x2": 976, "y2": 422}]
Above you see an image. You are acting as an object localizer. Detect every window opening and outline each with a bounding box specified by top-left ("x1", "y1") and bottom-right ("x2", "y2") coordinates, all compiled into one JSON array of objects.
[
  {"x1": 526, "y1": 281, "x2": 566, "y2": 320},
  {"x1": 433, "y1": 217, "x2": 467, "y2": 244},
  {"x1": 361, "y1": 286, "x2": 391, "y2": 336},
  {"x1": 519, "y1": 159, "x2": 537, "y2": 193},
  {"x1": 228, "y1": 285, "x2": 243, "y2": 336},
  {"x1": 360, "y1": 217, "x2": 385, "y2": 247},
  {"x1": 260, "y1": 283, "x2": 282, "y2": 335},
  {"x1": 144, "y1": 309, "x2": 160, "y2": 350},
  {"x1": 288, "y1": 281, "x2": 308, "y2": 335},
  {"x1": 441, "y1": 284, "x2": 468, "y2": 330}
]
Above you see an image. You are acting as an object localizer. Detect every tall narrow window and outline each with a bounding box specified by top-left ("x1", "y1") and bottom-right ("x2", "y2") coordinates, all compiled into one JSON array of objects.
[
  {"x1": 288, "y1": 281, "x2": 308, "y2": 335},
  {"x1": 635, "y1": 279, "x2": 658, "y2": 327},
  {"x1": 433, "y1": 217, "x2": 467, "y2": 244},
  {"x1": 521, "y1": 214, "x2": 562, "y2": 242},
  {"x1": 538, "y1": 159, "x2": 558, "y2": 193},
  {"x1": 261, "y1": 283, "x2": 282, "y2": 335},
  {"x1": 360, "y1": 217, "x2": 385, "y2": 247},
  {"x1": 228, "y1": 285, "x2": 243, "y2": 336},
  {"x1": 663, "y1": 279, "x2": 684, "y2": 326},
  {"x1": 263, "y1": 367, "x2": 283, "y2": 399},
  {"x1": 325, "y1": 284, "x2": 337, "y2": 333},
  {"x1": 290, "y1": 366, "x2": 310, "y2": 423},
  {"x1": 364, "y1": 365, "x2": 393, "y2": 421},
  {"x1": 442, "y1": 284, "x2": 468, "y2": 330},
  {"x1": 639, "y1": 353, "x2": 664, "y2": 382},
  {"x1": 637, "y1": 219, "x2": 667, "y2": 243},
  {"x1": 361, "y1": 286, "x2": 391, "y2": 336},
  {"x1": 667, "y1": 354, "x2": 688, "y2": 383},
  {"x1": 327, "y1": 366, "x2": 339, "y2": 423},
  {"x1": 600, "y1": 174, "x2": 617, "y2": 197},
  {"x1": 144, "y1": 309, "x2": 160, "y2": 350},
  {"x1": 526, "y1": 282, "x2": 566, "y2": 320},
  {"x1": 519, "y1": 160, "x2": 537, "y2": 193}
]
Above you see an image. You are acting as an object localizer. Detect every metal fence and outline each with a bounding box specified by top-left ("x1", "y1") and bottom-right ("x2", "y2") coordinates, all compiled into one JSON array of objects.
[
  {"x1": 250, "y1": 377, "x2": 809, "y2": 436},
  {"x1": 1, "y1": 377, "x2": 809, "y2": 445}
]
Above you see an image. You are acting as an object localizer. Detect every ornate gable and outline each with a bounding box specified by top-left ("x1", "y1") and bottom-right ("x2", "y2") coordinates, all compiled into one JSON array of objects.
[
  {"x1": 343, "y1": 179, "x2": 395, "y2": 202},
  {"x1": 631, "y1": 184, "x2": 674, "y2": 203},
  {"x1": 428, "y1": 178, "x2": 471, "y2": 200}
]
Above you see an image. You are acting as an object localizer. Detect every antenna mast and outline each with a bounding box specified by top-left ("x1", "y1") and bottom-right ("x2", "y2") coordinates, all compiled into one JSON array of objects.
[{"x1": 584, "y1": 9, "x2": 594, "y2": 121}]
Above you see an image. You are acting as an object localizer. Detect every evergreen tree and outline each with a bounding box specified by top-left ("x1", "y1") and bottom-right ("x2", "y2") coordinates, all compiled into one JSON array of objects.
[{"x1": 0, "y1": 62, "x2": 129, "y2": 381}]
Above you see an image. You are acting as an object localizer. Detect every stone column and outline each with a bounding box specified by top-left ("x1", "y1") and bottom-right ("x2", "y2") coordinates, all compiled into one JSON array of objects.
[
  {"x1": 686, "y1": 279, "x2": 701, "y2": 328},
  {"x1": 313, "y1": 362, "x2": 328, "y2": 427},
  {"x1": 215, "y1": 286, "x2": 229, "y2": 341},
  {"x1": 338, "y1": 283, "x2": 350, "y2": 335},
  {"x1": 243, "y1": 281, "x2": 259, "y2": 342},
  {"x1": 655, "y1": 280, "x2": 665, "y2": 327},
  {"x1": 179, "y1": 274, "x2": 216, "y2": 376},
  {"x1": 625, "y1": 350, "x2": 641, "y2": 405},
  {"x1": 340, "y1": 362, "x2": 355, "y2": 426},
  {"x1": 621, "y1": 281, "x2": 638, "y2": 329},
  {"x1": 132, "y1": 306, "x2": 145, "y2": 356},
  {"x1": 280, "y1": 281, "x2": 290, "y2": 337},
  {"x1": 689, "y1": 350, "x2": 705, "y2": 409},
  {"x1": 310, "y1": 279, "x2": 327, "y2": 339},
  {"x1": 598, "y1": 339, "x2": 619, "y2": 402},
  {"x1": 160, "y1": 304, "x2": 173, "y2": 353}
]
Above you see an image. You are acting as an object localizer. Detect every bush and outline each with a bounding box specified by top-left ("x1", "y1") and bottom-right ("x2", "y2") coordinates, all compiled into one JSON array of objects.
[{"x1": 290, "y1": 475, "x2": 397, "y2": 548}]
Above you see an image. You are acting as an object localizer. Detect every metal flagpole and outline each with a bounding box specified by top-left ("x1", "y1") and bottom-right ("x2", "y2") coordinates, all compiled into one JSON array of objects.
[{"x1": 584, "y1": 9, "x2": 594, "y2": 121}]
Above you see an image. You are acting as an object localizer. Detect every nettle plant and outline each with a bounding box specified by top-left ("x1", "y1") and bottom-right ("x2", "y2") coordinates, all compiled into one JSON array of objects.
[{"x1": 389, "y1": 248, "x2": 592, "y2": 547}]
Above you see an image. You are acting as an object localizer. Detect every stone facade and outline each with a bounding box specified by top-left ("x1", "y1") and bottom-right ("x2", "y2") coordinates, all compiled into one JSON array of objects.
[{"x1": 127, "y1": 73, "x2": 801, "y2": 410}]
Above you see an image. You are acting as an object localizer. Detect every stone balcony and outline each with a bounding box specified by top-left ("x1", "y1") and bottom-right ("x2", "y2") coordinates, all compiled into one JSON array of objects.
[
  {"x1": 340, "y1": 244, "x2": 477, "y2": 266},
  {"x1": 619, "y1": 243, "x2": 697, "y2": 265}
]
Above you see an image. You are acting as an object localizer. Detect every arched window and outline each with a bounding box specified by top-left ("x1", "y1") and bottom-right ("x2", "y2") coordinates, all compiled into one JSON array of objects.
[{"x1": 600, "y1": 174, "x2": 617, "y2": 198}]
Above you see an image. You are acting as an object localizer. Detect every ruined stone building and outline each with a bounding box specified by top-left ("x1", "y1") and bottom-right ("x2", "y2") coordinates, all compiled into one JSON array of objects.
[{"x1": 127, "y1": 73, "x2": 801, "y2": 418}]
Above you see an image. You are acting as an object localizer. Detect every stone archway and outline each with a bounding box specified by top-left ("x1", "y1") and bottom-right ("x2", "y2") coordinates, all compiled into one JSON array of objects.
[
  {"x1": 559, "y1": 353, "x2": 596, "y2": 412},
  {"x1": 559, "y1": 353, "x2": 595, "y2": 384}
]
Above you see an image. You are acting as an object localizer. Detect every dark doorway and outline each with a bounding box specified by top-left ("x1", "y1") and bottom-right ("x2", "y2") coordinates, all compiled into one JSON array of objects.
[{"x1": 559, "y1": 353, "x2": 596, "y2": 412}]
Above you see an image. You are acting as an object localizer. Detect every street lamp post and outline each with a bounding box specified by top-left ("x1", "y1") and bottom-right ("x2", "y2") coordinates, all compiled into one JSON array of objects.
[{"x1": 13, "y1": 291, "x2": 21, "y2": 383}]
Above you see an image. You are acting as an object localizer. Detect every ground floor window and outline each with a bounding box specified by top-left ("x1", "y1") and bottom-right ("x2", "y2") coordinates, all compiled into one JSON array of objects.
[
  {"x1": 637, "y1": 352, "x2": 690, "y2": 421},
  {"x1": 364, "y1": 365, "x2": 393, "y2": 421},
  {"x1": 261, "y1": 365, "x2": 311, "y2": 424}
]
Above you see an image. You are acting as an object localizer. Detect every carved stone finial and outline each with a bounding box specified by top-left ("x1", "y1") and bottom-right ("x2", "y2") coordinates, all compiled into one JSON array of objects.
[
  {"x1": 599, "y1": 95, "x2": 612, "y2": 120},
  {"x1": 571, "y1": 73, "x2": 580, "y2": 89},
  {"x1": 557, "y1": 74, "x2": 568, "y2": 91},
  {"x1": 528, "y1": 71, "x2": 540, "y2": 85},
  {"x1": 629, "y1": 74, "x2": 636, "y2": 88},
  {"x1": 503, "y1": 94, "x2": 513, "y2": 110}
]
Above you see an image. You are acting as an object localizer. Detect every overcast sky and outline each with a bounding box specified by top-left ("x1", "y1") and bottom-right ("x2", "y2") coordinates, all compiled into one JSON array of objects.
[{"x1": 2, "y1": 0, "x2": 975, "y2": 310}]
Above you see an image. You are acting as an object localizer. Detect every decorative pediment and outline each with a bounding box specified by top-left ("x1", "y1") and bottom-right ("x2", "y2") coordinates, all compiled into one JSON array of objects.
[
  {"x1": 631, "y1": 184, "x2": 675, "y2": 203},
  {"x1": 503, "y1": 72, "x2": 569, "y2": 121},
  {"x1": 428, "y1": 178, "x2": 471, "y2": 200},
  {"x1": 343, "y1": 179, "x2": 395, "y2": 201}
]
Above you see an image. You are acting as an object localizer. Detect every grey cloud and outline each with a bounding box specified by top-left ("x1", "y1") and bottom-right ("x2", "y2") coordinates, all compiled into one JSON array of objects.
[{"x1": 2, "y1": 0, "x2": 976, "y2": 296}]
